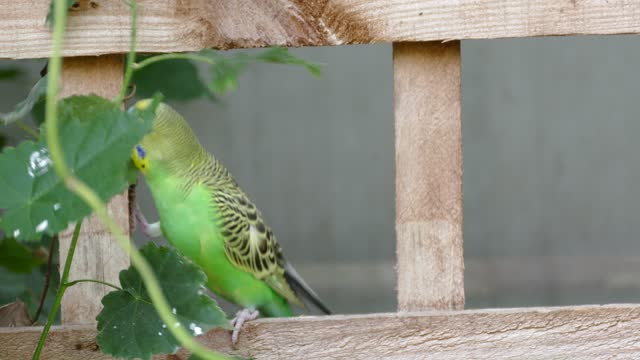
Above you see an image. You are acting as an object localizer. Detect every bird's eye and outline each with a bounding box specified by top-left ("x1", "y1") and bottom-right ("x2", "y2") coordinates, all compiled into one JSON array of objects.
[{"x1": 136, "y1": 145, "x2": 146, "y2": 159}]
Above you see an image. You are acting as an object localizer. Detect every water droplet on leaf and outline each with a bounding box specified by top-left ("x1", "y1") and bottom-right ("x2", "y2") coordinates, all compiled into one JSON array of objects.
[
  {"x1": 27, "y1": 148, "x2": 52, "y2": 177},
  {"x1": 189, "y1": 322, "x2": 203, "y2": 335},
  {"x1": 35, "y1": 220, "x2": 48, "y2": 233}
]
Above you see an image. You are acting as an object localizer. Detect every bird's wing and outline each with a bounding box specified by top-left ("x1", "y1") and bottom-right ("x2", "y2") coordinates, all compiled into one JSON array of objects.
[{"x1": 212, "y1": 189, "x2": 305, "y2": 308}]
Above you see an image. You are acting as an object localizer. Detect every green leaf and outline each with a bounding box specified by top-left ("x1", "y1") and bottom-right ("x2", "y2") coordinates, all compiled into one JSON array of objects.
[
  {"x1": 132, "y1": 56, "x2": 207, "y2": 101},
  {"x1": 126, "y1": 159, "x2": 139, "y2": 185},
  {"x1": 0, "y1": 244, "x2": 60, "y2": 323},
  {"x1": 97, "y1": 244, "x2": 229, "y2": 360},
  {"x1": 201, "y1": 48, "x2": 321, "y2": 96},
  {"x1": 201, "y1": 50, "x2": 250, "y2": 95},
  {"x1": 46, "y1": 0, "x2": 76, "y2": 26},
  {"x1": 127, "y1": 47, "x2": 321, "y2": 101},
  {"x1": 0, "y1": 76, "x2": 47, "y2": 126},
  {"x1": 0, "y1": 68, "x2": 22, "y2": 81},
  {"x1": 31, "y1": 99, "x2": 46, "y2": 127},
  {"x1": 0, "y1": 95, "x2": 157, "y2": 241},
  {"x1": 0, "y1": 237, "x2": 46, "y2": 273},
  {"x1": 254, "y1": 47, "x2": 322, "y2": 77}
]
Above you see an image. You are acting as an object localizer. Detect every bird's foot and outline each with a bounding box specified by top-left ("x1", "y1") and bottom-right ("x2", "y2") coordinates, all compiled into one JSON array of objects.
[
  {"x1": 134, "y1": 203, "x2": 162, "y2": 238},
  {"x1": 230, "y1": 308, "x2": 260, "y2": 346}
]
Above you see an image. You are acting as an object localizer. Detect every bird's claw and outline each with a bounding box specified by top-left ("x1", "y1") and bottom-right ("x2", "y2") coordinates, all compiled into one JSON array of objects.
[
  {"x1": 230, "y1": 308, "x2": 260, "y2": 346},
  {"x1": 134, "y1": 203, "x2": 162, "y2": 238}
]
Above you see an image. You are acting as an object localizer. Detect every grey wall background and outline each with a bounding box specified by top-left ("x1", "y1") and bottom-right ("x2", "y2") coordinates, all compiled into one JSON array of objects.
[{"x1": 3, "y1": 36, "x2": 640, "y2": 314}]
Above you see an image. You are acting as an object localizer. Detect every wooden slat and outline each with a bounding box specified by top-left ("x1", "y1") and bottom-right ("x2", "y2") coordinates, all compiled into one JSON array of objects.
[
  {"x1": 3, "y1": 1, "x2": 640, "y2": 58},
  {"x1": 57, "y1": 55, "x2": 130, "y2": 324},
  {"x1": 394, "y1": 41, "x2": 463, "y2": 311},
  {"x1": 2, "y1": 305, "x2": 640, "y2": 359}
]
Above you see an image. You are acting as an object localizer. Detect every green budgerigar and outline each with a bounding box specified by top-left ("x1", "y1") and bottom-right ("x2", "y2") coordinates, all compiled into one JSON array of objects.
[{"x1": 130, "y1": 100, "x2": 331, "y2": 343}]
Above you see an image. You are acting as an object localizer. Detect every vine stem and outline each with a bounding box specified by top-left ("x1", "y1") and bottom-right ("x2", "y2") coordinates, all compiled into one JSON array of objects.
[
  {"x1": 64, "y1": 279, "x2": 122, "y2": 290},
  {"x1": 31, "y1": 235, "x2": 56, "y2": 325},
  {"x1": 32, "y1": 222, "x2": 81, "y2": 360},
  {"x1": 15, "y1": 120, "x2": 39, "y2": 139},
  {"x1": 132, "y1": 53, "x2": 216, "y2": 71},
  {"x1": 41, "y1": 1, "x2": 228, "y2": 359},
  {"x1": 117, "y1": 0, "x2": 137, "y2": 104}
]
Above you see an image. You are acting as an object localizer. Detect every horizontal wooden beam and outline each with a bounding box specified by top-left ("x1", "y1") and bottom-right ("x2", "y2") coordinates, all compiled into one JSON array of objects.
[
  {"x1": 3, "y1": 0, "x2": 640, "y2": 59},
  {"x1": 2, "y1": 304, "x2": 640, "y2": 359}
]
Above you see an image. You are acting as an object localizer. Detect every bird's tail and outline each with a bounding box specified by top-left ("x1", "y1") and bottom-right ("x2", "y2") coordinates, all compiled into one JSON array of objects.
[{"x1": 283, "y1": 262, "x2": 332, "y2": 315}]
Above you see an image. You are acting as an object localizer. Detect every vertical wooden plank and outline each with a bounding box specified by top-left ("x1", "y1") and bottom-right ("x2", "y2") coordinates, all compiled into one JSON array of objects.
[
  {"x1": 394, "y1": 42, "x2": 464, "y2": 311},
  {"x1": 57, "y1": 55, "x2": 130, "y2": 324}
]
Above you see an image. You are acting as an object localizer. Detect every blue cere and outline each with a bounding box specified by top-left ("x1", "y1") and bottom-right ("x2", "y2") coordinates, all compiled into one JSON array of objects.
[{"x1": 136, "y1": 145, "x2": 146, "y2": 159}]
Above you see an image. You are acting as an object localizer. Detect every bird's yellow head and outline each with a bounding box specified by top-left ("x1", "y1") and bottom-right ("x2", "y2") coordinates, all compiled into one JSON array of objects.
[
  {"x1": 130, "y1": 99, "x2": 204, "y2": 177},
  {"x1": 130, "y1": 99, "x2": 154, "y2": 174},
  {"x1": 131, "y1": 144, "x2": 149, "y2": 172}
]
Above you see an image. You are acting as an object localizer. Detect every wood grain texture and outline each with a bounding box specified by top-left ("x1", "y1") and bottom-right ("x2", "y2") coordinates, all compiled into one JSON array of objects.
[
  {"x1": 394, "y1": 42, "x2": 463, "y2": 311},
  {"x1": 57, "y1": 56, "x2": 130, "y2": 325},
  {"x1": 3, "y1": 1, "x2": 640, "y2": 58},
  {"x1": 2, "y1": 305, "x2": 640, "y2": 359}
]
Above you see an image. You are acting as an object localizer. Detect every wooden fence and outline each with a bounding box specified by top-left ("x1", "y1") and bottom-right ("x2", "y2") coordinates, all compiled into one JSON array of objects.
[{"x1": 1, "y1": 1, "x2": 640, "y2": 358}]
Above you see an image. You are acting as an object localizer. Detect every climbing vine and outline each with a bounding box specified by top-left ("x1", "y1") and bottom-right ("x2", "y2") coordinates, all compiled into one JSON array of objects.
[{"x1": 0, "y1": 1, "x2": 321, "y2": 359}]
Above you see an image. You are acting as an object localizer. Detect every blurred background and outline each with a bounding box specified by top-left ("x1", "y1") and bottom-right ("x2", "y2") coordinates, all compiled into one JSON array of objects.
[{"x1": 2, "y1": 36, "x2": 640, "y2": 315}]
